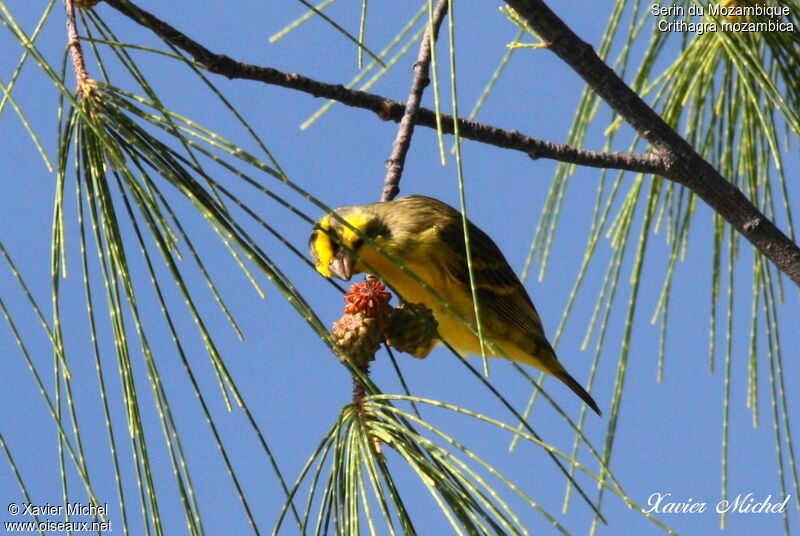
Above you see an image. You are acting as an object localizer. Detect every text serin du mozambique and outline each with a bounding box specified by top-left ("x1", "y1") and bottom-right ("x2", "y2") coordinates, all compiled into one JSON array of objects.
[{"x1": 651, "y1": 3, "x2": 791, "y2": 17}]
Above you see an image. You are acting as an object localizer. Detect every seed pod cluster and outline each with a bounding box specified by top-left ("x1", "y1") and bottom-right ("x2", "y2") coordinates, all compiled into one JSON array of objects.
[
  {"x1": 383, "y1": 302, "x2": 439, "y2": 359},
  {"x1": 331, "y1": 280, "x2": 438, "y2": 366}
]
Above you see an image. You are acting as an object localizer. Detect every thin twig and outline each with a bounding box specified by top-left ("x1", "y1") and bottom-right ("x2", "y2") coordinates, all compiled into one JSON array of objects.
[
  {"x1": 353, "y1": 362, "x2": 369, "y2": 420},
  {"x1": 64, "y1": 0, "x2": 91, "y2": 88},
  {"x1": 381, "y1": 0, "x2": 449, "y2": 203}
]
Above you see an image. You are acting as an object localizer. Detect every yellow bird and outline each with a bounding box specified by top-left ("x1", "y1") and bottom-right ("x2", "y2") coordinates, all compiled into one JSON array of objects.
[{"x1": 309, "y1": 195, "x2": 600, "y2": 415}]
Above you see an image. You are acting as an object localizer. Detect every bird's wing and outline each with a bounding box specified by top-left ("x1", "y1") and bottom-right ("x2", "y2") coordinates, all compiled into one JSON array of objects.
[{"x1": 438, "y1": 220, "x2": 548, "y2": 342}]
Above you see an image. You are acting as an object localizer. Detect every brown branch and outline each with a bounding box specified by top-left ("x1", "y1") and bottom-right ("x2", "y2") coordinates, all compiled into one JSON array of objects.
[
  {"x1": 504, "y1": 0, "x2": 800, "y2": 285},
  {"x1": 64, "y1": 0, "x2": 91, "y2": 88},
  {"x1": 381, "y1": 0, "x2": 449, "y2": 203},
  {"x1": 104, "y1": 0, "x2": 663, "y2": 176}
]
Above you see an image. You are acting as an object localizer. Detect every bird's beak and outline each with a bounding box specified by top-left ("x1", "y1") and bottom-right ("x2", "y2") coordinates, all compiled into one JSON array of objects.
[{"x1": 329, "y1": 250, "x2": 354, "y2": 281}]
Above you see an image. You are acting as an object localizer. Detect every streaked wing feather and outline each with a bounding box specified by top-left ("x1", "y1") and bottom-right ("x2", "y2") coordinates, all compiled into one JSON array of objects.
[{"x1": 438, "y1": 217, "x2": 547, "y2": 341}]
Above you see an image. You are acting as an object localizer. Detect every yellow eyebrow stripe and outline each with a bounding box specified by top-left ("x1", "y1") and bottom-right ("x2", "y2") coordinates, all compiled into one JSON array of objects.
[{"x1": 313, "y1": 215, "x2": 334, "y2": 277}]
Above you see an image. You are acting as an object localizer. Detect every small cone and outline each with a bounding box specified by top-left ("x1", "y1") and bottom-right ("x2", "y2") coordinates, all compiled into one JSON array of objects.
[
  {"x1": 343, "y1": 279, "x2": 392, "y2": 316},
  {"x1": 332, "y1": 312, "x2": 381, "y2": 368},
  {"x1": 384, "y1": 302, "x2": 439, "y2": 358},
  {"x1": 331, "y1": 280, "x2": 393, "y2": 367}
]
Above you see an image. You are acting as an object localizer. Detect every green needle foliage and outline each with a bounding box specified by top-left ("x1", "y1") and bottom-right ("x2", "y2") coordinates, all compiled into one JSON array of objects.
[
  {"x1": 499, "y1": 0, "x2": 799, "y2": 530},
  {"x1": 274, "y1": 395, "x2": 677, "y2": 536},
  {"x1": 1, "y1": 0, "x2": 798, "y2": 534}
]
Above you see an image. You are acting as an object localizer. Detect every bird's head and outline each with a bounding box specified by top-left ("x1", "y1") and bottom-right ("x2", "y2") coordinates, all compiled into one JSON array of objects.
[{"x1": 309, "y1": 206, "x2": 385, "y2": 281}]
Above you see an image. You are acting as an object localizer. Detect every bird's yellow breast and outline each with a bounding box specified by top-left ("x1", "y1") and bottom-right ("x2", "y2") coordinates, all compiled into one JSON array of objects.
[{"x1": 354, "y1": 237, "x2": 531, "y2": 363}]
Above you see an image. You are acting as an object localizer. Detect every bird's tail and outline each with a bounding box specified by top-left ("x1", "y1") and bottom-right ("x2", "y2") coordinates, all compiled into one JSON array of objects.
[
  {"x1": 554, "y1": 368, "x2": 601, "y2": 416},
  {"x1": 507, "y1": 340, "x2": 601, "y2": 415}
]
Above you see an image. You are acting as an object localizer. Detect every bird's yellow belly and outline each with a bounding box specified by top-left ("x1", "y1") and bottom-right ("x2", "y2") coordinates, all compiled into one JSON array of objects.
[
  {"x1": 357, "y1": 249, "x2": 543, "y2": 367},
  {"x1": 432, "y1": 304, "x2": 545, "y2": 370}
]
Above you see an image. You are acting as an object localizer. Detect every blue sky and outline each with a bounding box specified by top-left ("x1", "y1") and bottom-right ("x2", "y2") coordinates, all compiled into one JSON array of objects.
[{"x1": 1, "y1": 1, "x2": 798, "y2": 534}]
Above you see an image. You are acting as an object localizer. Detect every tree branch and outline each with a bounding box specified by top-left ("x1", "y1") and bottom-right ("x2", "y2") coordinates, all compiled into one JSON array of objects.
[
  {"x1": 504, "y1": 0, "x2": 800, "y2": 285},
  {"x1": 104, "y1": 0, "x2": 663, "y2": 176},
  {"x1": 382, "y1": 0, "x2": 449, "y2": 202}
]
